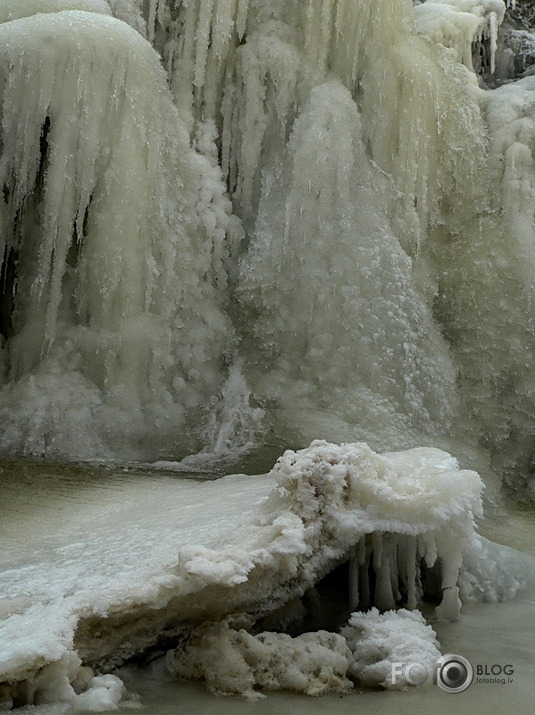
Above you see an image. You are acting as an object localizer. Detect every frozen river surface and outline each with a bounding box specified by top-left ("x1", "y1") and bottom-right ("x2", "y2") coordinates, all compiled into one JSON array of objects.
[{"x1": 1, "y1": 458, "x2": 534, "y2": 714}]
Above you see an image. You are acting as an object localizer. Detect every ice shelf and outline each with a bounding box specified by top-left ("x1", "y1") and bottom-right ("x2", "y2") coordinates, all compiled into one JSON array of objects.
[{"x1": 2, "y1": 440, "x2": 523, "y2": 708}]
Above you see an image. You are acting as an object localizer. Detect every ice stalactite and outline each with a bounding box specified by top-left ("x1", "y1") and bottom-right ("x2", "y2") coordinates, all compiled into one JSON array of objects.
[
  {"x1": 0, "y1": 10, "x2": 237, "y2": 460},
  {"x1": 414, "y1": 1, "x2": 507, "y2": 74},
  {"x1": 266, "y1": 441, "x2": 483, "y2": 621}
]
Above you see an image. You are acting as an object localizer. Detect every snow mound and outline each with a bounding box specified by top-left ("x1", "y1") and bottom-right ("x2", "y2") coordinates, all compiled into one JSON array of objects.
[
  {"x1": 166, "y1": 607, "x2": 442, "y2": 698},
  {"x1": 342, "y1": 608, "x2": 441, "y2": 689},
  {"x1": 0, "y1": 651, "x2": 123, "y2": 711},
  {"x1": 166, "y1": 621, "x2": 353, "y2": 700}
]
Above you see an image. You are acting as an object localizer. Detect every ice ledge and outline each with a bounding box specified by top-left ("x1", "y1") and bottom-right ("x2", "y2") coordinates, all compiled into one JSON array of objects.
[{"x1": 0, "y1": 440, "x2": 523, "y2": 709}]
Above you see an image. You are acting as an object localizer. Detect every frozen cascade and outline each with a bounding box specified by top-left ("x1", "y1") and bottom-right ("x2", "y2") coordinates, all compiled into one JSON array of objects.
[
  {"x1": 0, "y1": 0, "x2": 534, "y2": 482},
  {"x1": 0, "y1": 0, "x2": 535, "y2": 709},
  {"x1": 0, "y1": 8, "x2": 240, "y2": 460},
  {"x1": 236, "y1": 78, "x2": 459, "y2": 449}
]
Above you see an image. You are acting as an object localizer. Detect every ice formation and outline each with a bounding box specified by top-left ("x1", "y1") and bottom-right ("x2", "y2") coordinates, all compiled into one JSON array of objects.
[
  {"x1": 3, "y1": 440, "x2": 525, "y2": 707},
  {"x1": 1, "y1": 0, "x2": 535, "y2": 707},
  {"x1": 341, "y1": 608, "x2": 441, "y2": 689},
  {"x1": 414, "y1": 0, "x2": 507, "y2": 73},
  {"x1": 166, "y1": 622, "x2": 354, "y2": 699},
  {"x1": 0, "y1": 7, "x2": 239, "y2": 460},
  {"x1": 166, "y1": 608, "x2": 442, "y2": 697},
  {"x1": 0, "y1": 0, "x2": 533, "y2": 495}
]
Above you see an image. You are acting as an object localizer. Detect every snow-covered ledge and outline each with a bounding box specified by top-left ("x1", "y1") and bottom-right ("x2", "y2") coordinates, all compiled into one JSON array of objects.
[{"x1": 0, "y1": 441, "x2": 524, "y2": 708}]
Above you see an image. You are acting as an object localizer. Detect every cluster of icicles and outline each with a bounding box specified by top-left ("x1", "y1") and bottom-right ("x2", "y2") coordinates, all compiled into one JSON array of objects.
[{"x1": 0, "y1": 1, "x2": 534, "y2": 496}]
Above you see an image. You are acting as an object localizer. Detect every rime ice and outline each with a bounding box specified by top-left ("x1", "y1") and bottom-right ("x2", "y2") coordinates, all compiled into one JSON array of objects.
[
  {"x1": 0, "y1": 0, "x2": 535, "y2": 709},
  {"x1": 1, "y1": 440, "x2": 522, "y2": 706},
  {"x1": 0, "y1": 0, "x2": 534, "y2": 494}
]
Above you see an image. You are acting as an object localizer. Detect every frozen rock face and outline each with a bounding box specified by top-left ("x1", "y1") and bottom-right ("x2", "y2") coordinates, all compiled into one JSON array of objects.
[
  {"x1": 506, "y1": 0, "x2": 535, "y2": 30},
  {"x1": 0, "y1": 9, "x2": 238, "y2": 460},
  {"x1": 499, "y1": 2, "x2": 535, "y2": 81},
  {"x1": 0, "y1": 1, "x2": 534, "y2": 493}
]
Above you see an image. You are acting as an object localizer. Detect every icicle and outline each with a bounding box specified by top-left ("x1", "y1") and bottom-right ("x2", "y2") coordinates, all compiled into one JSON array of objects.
[
  {"x1": 235, "y1": 0, "x2": 248, "y2": 39},
  {"x1": 389, "y1": 536, "x2": 401, "y2": 603},
  {"x1": 372, "y1": 532, "x2": 384, "y2": 572},
  {"x1": 147, "y1": 0, "x2": 157, "y2": 41},
  {"x1": 194, "y1": 0, "x2": 216, "y2": 90},
  {"x1": 418, "y1": 534, "x2": 438, "y2": 569},
  {"x1": 302, "y1": 0, "x2": 335, "y2": 76},
  {"x1": 435, "y1": 532, "x2": 463, "y2": 620},
  {"x1": 375, "y1": 556, "x2": 396, "y2": 612},
  {"x1": 489, "y1": 10, "x2": 498, "y2": 73},
  {"x1": 359, "y1": 555, "x2": 371, "y2": 611},
  {"x1": 404, "y1": 537, "x2": 418, "y2": 610},
  {"x1": 348, "y1": 544, "x2": 360, "y2": 611}
]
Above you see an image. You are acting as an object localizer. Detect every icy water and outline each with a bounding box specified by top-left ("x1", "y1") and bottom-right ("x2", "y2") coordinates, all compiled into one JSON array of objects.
[{"x1": 1, "y1": 458, "x2": 534, "y2": 715}]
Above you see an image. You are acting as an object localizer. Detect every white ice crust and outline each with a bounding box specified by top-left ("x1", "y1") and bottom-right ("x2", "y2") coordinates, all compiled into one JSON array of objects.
[
  {"x1": 1, "y1": 440, "x2": 526, "y2": 707},
  {"x1": 414, "y1": 1, "x2": 507, "y2": 72},
  {"x1": 166, "y1": 608, "x2": 441, "y2": 698},
  {"x1": 0, "y1": 0, "x2": 112, "y2": 24}
]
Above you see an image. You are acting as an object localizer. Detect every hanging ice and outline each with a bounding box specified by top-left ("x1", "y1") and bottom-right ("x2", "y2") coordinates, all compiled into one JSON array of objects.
[
  {"x1": 414, "y1": 1, "x2": 507, "y2": 73},
  {"x1": 0, "y1": 0, "x2": 532, "y2": 490},
  {"x1": 0, "y1": 8, "x2": 238, "y2": 460}
]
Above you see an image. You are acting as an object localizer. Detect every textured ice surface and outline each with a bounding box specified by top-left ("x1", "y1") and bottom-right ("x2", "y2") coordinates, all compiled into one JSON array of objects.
[
  {"x1": 0, "y1": 0, "x2": 112, "y2": 23},
  {"x1": 166, "y1": 608, "x2": 442, "y2": 697},
  {"x1": 414, "y1": 1, "x2": 506, "y2": 72},
  {"x1": 0, "y1": 9, "x2": 238, "y2": 461},
  {"x1": 166, "y1": 622, "x2": 354, "y2": 699},
  {"x1": 1, "y1": 441, "x2": 526, "y2": 708},
  {"x1": 342, "y1": 608, "x2": 441, "y2": 689},
  {"x1": 0, "y1": 0, "x2": 534, "y2": 496}
]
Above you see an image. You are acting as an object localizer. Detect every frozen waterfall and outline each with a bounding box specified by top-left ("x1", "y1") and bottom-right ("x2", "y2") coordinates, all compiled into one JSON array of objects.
[
  {"x1": 0, "y1": 0, "x2": 533, "y2": 494},
  {"x1": 1, "y1": 0, "x2": 535, "y2": 710}
]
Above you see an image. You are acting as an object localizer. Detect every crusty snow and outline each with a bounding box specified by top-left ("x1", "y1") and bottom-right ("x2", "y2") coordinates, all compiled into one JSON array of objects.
[{"x1": 0, "y1": 441, "x2": 526, "y2": 707}]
